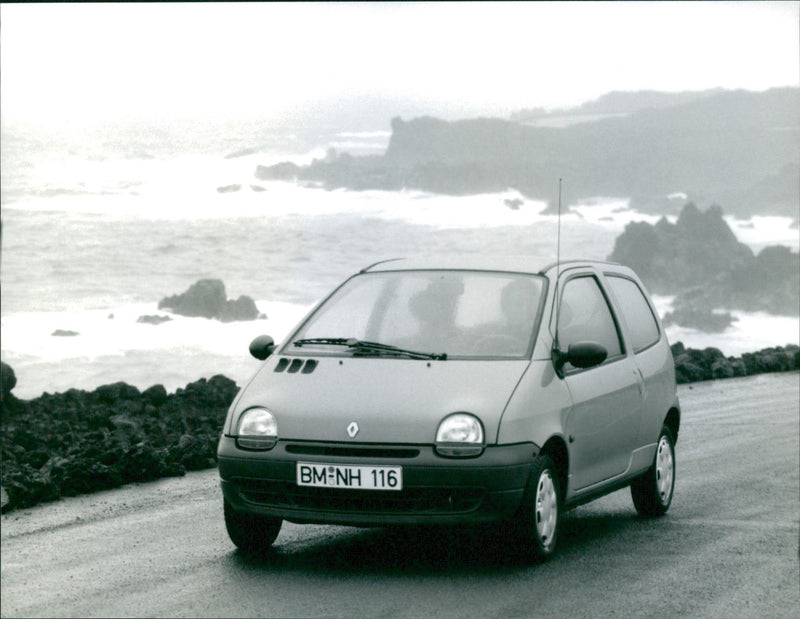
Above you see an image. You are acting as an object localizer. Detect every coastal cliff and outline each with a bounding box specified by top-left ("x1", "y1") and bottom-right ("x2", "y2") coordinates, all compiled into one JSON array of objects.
[{"x1": 255, "y1": 88, "x2": 799, "y2": 219}]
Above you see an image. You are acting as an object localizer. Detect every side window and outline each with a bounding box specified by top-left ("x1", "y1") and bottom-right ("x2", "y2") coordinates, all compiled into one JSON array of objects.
[
  {"x1": 557, "y1": 276, "x2": 623, "y2": 367},
  {"x1": 605, "y1": 276, "x2": 660, "y2": 353}
]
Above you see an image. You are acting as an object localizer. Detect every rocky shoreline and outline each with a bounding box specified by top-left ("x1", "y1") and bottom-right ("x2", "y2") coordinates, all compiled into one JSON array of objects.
[
  {"x1": 253, "y1": 89, "x2": 799, "y2": 220},
  {"x1": 2, "y1": 344, "x2": 799, "y2": 513}
]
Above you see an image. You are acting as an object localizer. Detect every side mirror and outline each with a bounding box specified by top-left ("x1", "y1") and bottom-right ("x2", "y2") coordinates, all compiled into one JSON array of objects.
[
  {"x1": 553, "y1": 341, "x2": 608, "y2": 374},
  {"x1": 567, "y1": 341, "x2": 608, "y2": 368},
  {"x1": 249, "y1": 335, "x2": 276, "y2": 360}
]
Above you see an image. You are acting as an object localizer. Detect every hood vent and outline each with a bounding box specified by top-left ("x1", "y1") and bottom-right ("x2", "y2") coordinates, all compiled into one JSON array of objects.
[{"x1": 274, "y1": 358, "x2": 318, "y2": 374}]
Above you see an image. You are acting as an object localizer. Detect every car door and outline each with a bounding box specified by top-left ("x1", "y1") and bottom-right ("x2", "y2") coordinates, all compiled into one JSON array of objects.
[
  {"x1": 603, "y1": 273, "x2": 674, "y2": 447},
  {"x1": 557, "y1": 272, "x2": 644, "y2": 491}
]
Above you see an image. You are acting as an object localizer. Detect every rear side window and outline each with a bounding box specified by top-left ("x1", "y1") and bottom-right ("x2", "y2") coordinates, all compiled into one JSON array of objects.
[
  {"x1": 557, "y1": 276, "x2": 623, "y2": 368},
  {"x1": 605, "y1": 275, "x2": 660, "y2": 353}
]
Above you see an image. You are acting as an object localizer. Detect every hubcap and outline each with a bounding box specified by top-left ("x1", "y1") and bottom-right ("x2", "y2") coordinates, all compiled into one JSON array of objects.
[
  {"x1": 655, "y1": 435, "x2": 674, "y2": 505},
  {"x1": 535, "y1": 470, "x2": 557, "y2": 548}
]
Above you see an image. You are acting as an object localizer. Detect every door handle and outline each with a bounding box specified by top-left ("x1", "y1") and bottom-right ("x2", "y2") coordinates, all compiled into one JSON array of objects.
[{"x1": 634, "y1": 368, "x2": 645, "y2": 396}]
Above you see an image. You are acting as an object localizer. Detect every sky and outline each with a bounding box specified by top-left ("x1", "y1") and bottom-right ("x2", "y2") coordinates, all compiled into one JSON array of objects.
[{"x1": 1, "y1": 1, "x2": 798, "y2": 127}]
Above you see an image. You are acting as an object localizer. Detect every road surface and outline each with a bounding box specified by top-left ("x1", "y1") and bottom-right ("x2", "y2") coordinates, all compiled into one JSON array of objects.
[{"x1": 2, "y1": 372, "x2": 798, "y2": 617}]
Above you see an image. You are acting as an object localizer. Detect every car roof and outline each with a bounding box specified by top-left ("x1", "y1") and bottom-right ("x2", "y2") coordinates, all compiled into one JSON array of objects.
[{"x1": 360, "y1": 256, "x2": 626, "y2": 277}]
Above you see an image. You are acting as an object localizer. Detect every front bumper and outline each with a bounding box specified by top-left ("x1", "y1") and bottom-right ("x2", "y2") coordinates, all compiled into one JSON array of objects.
[{"x1": 218, "y1": 437, "x2": 539, "y2": 526}]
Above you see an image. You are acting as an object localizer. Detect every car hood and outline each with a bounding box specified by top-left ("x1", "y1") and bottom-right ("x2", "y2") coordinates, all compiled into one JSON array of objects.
[{"x1": 229, "y1": 355, "x2": 531, "y2": 445}]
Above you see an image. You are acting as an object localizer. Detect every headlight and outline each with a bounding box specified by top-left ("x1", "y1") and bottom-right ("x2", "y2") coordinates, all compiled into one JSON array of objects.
[
  {"x1": 236, "y1": 407, "x2": 278, "y2": 450},
  {"x1": 435, "y1": 413, "x2": 485, "y2": 457}
]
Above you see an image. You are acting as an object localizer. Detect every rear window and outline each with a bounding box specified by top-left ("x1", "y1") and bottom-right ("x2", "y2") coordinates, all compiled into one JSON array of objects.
[{"x1": 605, "y1": 275, "x2": 660, "y2": 353}]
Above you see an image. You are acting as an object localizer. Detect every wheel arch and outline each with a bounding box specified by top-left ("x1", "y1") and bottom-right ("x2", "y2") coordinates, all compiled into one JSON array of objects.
[
  {"x1": 540, "y1": 436, "x2": 569, "y2": 498},
  {"x1": 664, "y1": 407, "x2": 680, "y2": 444}
]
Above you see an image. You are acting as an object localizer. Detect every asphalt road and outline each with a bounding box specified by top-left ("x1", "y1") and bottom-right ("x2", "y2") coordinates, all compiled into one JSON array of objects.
[{"x1": 2, "y1": 372, "x2": 798, "y2": 618}]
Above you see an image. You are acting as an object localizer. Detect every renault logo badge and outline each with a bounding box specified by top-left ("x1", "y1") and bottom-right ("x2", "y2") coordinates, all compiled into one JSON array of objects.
[{"x1": 346, "y1": 422, "x2": 359, "y2": 438}]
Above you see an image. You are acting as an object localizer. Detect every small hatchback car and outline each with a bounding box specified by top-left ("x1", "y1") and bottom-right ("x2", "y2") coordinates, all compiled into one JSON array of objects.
[{"x1": 218, "y1": 257, "x2": 679, "y2": 560}]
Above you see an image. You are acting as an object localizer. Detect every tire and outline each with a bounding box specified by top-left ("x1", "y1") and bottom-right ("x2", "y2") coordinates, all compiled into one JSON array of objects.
[
  {"x1": 224, "y1": 500, "x2": 282, "y2": 553},
  {"x1": 512, "y1": 454, "x2": 561, "y2": 562},
  {"x1": 631, "y1": 425, "x2": 675, "y2": 517}
]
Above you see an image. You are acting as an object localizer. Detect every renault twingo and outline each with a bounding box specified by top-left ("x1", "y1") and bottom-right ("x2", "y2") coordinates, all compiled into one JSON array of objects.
[{"x1": 218, "y1": 257, "x2": 680, "y2": 561}]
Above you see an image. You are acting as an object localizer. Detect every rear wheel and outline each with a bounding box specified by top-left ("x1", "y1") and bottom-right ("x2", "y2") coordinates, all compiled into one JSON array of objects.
[
  {"x1": 513, "y1": 454, "x2": 560, "y2": 562},
  {"x1": 631, "y1": 426, "x2": 675, "y2": 517},
  {"x1": 224, "y1": 500, "x2": 282, "y2": 553}
]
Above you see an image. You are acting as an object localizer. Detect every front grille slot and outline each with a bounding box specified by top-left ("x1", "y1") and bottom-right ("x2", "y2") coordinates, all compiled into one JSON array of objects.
[
  {"x1": 235, "y1": 478, "x2": 485, "y2": 514},
  {"x1": 285, "y1": 444, "x2": 420, "y2": 459}
]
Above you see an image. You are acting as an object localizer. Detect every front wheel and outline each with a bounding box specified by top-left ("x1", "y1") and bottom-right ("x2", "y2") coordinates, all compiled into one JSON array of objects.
[
  {"x1": 512, "y1": 454, "x2": 561, "y2": 562},
  {"x1": 631, "y1": 426, "x2": 675, "y2": 517},
  {"x1": 224, "y1": 500, "x2": 282, "y2": 553}
]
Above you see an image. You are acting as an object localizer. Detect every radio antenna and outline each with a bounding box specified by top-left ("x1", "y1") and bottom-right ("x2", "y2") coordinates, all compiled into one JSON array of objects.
[
  {"x1": 553, "y1": 178, "x2": 563, "y2": 354},
  {"x1": 556, "y1": 177, "x2": 562, "y2": 279}
]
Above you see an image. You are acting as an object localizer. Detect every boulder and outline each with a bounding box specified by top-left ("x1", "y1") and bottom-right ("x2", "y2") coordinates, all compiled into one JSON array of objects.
[
  {"x1": 94, "y1": 382, "x2": 141, "y2": 404},
  {"x1": 1, "y1": 362, "x2": 17, "y2": 397},
  {"x1": 158, "y1": 279, "x2": 227, "y2": 319},
  {"x1": 608, "y1": 203, "x2": 799, "y2": 321},
  {"x1": 158, "y1": 279, "x2": 260, "y2": 322},
  {"x1": 142, "y1": 384, "x2": 168, "y2": 406},
  {"x1": 1, "y1": 362, "x2": 24, "y2": 417},
  {"x1": 662, "y1": 297, "x2": 735, "y2": 333},
  {"x1": 137, "y1": 314, "x2": 173, "y2": 326},
  {"x1": 52, "y1": 330, "x2": 79, "y2": 337},
  {"x1": 219, "y1": 295, "x2": 260, "y2": 323},
  {"x1": 216, "y1": 184, "x2": 241, "y2": 194}
]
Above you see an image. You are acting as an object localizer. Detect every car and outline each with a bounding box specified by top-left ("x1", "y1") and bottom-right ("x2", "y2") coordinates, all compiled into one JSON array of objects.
[{"x1": 217, "y1": 256, "x2": 680, "y2": 561}]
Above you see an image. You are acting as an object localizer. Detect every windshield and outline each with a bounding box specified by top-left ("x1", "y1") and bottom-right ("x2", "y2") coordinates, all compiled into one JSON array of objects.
[{"x1": 286, "y1": 270, "x2": 546, "y2": 359}]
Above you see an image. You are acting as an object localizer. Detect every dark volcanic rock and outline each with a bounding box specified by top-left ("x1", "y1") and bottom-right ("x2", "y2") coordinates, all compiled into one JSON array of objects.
[
  {"x1": 52, "y1": 330, "x2": 79, "y2": 337},
  {"x1": 662, "y1": 293, "x2": 737, "y2": 333},
  {"x1": 219, "y1": 295, "x2": 260, "y2": 323},
  {"x1": 1, "y1": 361, "x2": 24, "y2": 418},
  {"x1": 95, "y1": 382, "x2": 141, "y2": 404},
  {"x1": 610, "y1": 204, "x2": 753, "y2": 290},
  {"x1": 216, "y1": 184, "x2": 241, "y2": 194},
  {"x1": 0, "y1": 373, "x2": 241, "y2": 512},
  {"x1": 158, "y1": 279, "x2": 226, "y2": 319},
  {"x1": 142, "y1": 384, "x2": 168, "y2": 406},
  {"x1": 137, "y1": 314, "x2": 173, "y2": 325},
  {"x1": 1, "y1": 362, "x2": 17, "y2": 397},
  {"x1": 670, "y1": 342, "x2": 799, "y2": 384},
  {"x1": 609, "y1": 203, "x2": 800, "y2": 324},
  {"x1": 157, "y1": 279, "x2": 260, "y2": 322}
]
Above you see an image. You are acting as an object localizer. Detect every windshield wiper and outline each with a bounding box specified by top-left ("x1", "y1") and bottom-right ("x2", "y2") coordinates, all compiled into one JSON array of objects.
[
  {"x1": 293, "y1": 337, "x2": 446, "y2": 360},
  {"x1": 293, "y1": 338, "x2": 351, "y2": 347},
  {"x1": 348, "y1": 339, "x2": 447, "y2": 360}
]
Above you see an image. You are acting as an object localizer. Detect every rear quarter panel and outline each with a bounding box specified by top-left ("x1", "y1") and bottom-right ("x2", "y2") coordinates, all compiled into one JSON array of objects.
[
  {"x1": 632, "y1": 337, "x2": 679, "y2": 445},
  {"x1": 597, "y1": 267, "x2": 680, "y2": 446}
]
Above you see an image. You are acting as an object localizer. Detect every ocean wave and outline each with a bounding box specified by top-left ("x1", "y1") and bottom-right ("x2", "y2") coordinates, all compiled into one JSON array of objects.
[
  {"x1": 335, "y1": 131, "x2": 392, "y2": 139},
  {"x1": 0, "y1": 300, "x2": 313, "y2": 399},
  {"x1": 651, "y1": 295, "x2": 799, "y2": 357}
]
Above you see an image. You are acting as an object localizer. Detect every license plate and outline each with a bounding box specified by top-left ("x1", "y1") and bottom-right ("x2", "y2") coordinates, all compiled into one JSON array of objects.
[{"x1": 297, "y1": 462, "x2": 402, "y2": 491}]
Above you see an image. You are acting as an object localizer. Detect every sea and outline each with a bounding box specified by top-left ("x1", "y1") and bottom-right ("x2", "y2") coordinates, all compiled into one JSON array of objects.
[{"x1": 2, "y1": 118, "x2": 798, "y2": 400}]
